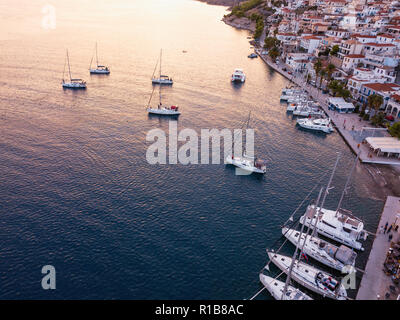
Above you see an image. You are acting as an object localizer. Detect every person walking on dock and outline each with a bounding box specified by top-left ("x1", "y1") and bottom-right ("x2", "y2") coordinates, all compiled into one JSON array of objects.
[
  {"x1": 387, "y1": 224, "x2": 393, "y2": 234},
  {"x1": 384, "y1": 222, "x2": 388, "y2": 234}
]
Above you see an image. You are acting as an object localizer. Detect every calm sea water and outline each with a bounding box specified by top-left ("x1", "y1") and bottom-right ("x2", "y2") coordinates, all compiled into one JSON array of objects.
[{"x1": 0, "y1": 0, "x2": 384, "y2": 299}]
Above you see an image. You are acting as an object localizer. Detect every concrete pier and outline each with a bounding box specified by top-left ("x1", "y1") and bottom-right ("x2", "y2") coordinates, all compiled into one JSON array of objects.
[
  {"x1": 256, "y1": 50, "x2": 400, "y2": 166},
  {"x1": 356, "y1": 196, "x2": 400, "y2": 300}
]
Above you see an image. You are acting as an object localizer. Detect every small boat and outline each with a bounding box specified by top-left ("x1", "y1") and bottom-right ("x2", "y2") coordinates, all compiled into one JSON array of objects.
[
  {"x1": 296, "y1": 117, "x2": 334, "y2": 133},
  {"x1": 225, "y1": 112, "x2": 266, "y2": 174},
  {"x1": 299, "y1": 204, "x2": 367, "y2": 251},
  {"x1": 89, "y1": 42, "x2": 110, "y2": 74},
  {"x1": 231, "y1": 69, "x2": 246, "y2": 83},
  {"x1": 248, "y1": 53, "x2": 258, "y2": 58},
  {"x1": 226, "y1": 153, "x2": 266, "y2": 174},
  {"x1": 62, "y1": 50, "x2": 86, "y2": 89},
  {"x1": 146, "y1": 82, "x2": 180, "y2": 116},
  {"x1": 282, "y1": 227, "x2": 357, "y2": 273},
  {"x1": 267, "y1": 251, "x2": 347, "y2": 300},
  {"x1": 152, "y1": 49, "x2": 173, "y2": 85},
  {"x1": 293, "y1": 106, "x2": 325, "y2": 117},
  {"x1": 259, "y1": 274, "x2": 312, "y2": 300}
]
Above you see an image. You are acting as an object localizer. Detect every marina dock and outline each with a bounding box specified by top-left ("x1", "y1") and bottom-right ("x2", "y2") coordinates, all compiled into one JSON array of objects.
[
  {"x1": 356, "y1": 196, "x2": 400, "y2": 300},
  {"x1": 256, "y1": 50, "x2": 400, "y2": 166}
]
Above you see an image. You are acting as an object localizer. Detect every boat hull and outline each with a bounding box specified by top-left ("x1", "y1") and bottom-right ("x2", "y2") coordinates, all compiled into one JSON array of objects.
[
  {"x1": 225, "y1": 156, "x2": 266, "y2": 174},
  {"x1": 62, "y1": 83, "x2": 86, "y2": 89},
  {"x1": 267, "y1": 251, "x2": 347, "y2": 300},
  {"x1": 297, "y1": 120, "x2": 333, "y2": 133},
  {"x1": 152, "y1": 79, "x2": 173, "y2": 85},
  {"x1": 90, "y1": 69, "x2": 110, "y2": 74},
  {"x1": 259, "y1": 274, "x2": 312, "y2": 300},
  {"x1": 147, "y1": 108, "x2": 180, "y2": 116}
]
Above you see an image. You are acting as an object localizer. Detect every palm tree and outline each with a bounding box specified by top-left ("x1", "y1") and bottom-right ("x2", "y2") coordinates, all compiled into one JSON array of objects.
[
  {"x1": 314, "y1": 59, "x2": 322, "y2": 87},
  {"x1": 367, "y1": 94, "x2": 383, "y2": 116},
  {"x1": 319, "y1": 69, "x2": 326, "y2": 89},
  {"x1": 326, "y1": 63, "x2": 335, "y2": 81}
]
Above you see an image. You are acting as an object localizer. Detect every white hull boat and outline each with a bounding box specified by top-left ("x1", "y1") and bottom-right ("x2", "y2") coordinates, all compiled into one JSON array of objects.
[
  {"x1": 231, "y1": 69, "x2": 246, "y2": 83},
  {"x1": 89, "y1": 43, "x2": 110, "y2": 74},
  {"x1": 152, "y1": 49, "x2": 173, "y2": 85},
  {"x1": 62, "y1": 50, "x2": 86, "y2": 89},
  {"x1": 293, "y1": 106, "x2": 324, "y2": 117},
  {"x1": 259, "y1": 274, "x2": 312, "y2": 300},
  {"x1": 225, "y1": 155, "x2": 266, "y2": 174},
  {"x1": 282, "y1": 227, "x2": 357, "y2": 273},
  {"x1": 147, "y1": 105, "x2": 180, "y2": 116},
  {"x1": 267, "y1": 251, "x2": 347, "y2": 300},
  {"x1": 297, "y1": 118, "x2": 334, "y2": 133},
  {"x1": 300, "y1": 204, "x2": 366, "y2": 251}
]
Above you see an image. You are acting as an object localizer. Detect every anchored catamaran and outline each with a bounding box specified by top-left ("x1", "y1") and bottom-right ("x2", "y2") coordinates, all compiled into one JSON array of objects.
[
  {"x1": 152, "y1": 49, "x2": 173, "y2": 85},
  {"x1": 62, "y1": 50, "x2": 86, "y2": 89},
  {"x1": 89, "y1": 42, "x2": 110, "y2": 74}
]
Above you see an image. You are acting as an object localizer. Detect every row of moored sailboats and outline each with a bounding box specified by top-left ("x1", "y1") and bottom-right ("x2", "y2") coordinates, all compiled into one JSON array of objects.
[{"x1": 258, "y1": 153, "x2": 368, "y2": 300}]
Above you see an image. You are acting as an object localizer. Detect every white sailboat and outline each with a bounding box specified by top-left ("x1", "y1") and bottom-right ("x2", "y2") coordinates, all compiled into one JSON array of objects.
[
  {"x1": 267, "y1": 251, "x2": 347, "y2": 300},
  {"x1": 296, "y1": 117, "x2": 334, "y2": 133},
  {"x1": 225, "y1": 112, "x2": 266, "y2": 174},
  {"x1": 152, "y1": 49, "x2": 173, "y2": 85},
  {"x1": 259, "y1": 274, "x2": 312, "y2": 300},
  {"x1": 89, "y1": 42, "x2": 110, "y2": 74},
  {"x1": 62, "y1": 50, "x2": 86, "y2": 89},
  {"x1": 282, "y1": 227, "x2": 357, "y2": 273},
  {"x1": 146, "y1": 82, "x2": 180, "y2": 116}
]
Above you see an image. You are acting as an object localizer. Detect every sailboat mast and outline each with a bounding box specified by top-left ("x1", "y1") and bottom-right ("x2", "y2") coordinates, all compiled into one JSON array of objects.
[
  {"x1": 159, "y1": 80, "x2": 162, "y2": 109},
  {"x1": 281, "y1": 187, "x2": 324, "y2": 299},
  {"x1": 311, "y1": 153, "x2": 341, "y2": 237},
  {"x1": 66, "y1": 49, "x2": 72, "y2": 81},
  {"x1": 335, "y1": 153, "x2": 360, "y2": 216},
  {"x1": 96, "y1": 42, "x2": 99, "y2": 67},
  {"x1": 159, "y1": 49, "x2": 162, "y2": 77}
]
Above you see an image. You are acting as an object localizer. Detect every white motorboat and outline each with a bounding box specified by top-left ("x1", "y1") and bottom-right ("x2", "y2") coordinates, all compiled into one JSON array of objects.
[
  {"x1": 280, "y1": 91, "x2": 306, "y2": 101},
  {"x1": 299, "y1": 204, "x2": 367, "y2": 251},
  {"x1": 62, "y1": 50, "x2": 86, "y2": 89},
  {"x1": 296, "y1": 117, "x2": 334, "y2": 133},
  {"x1": 146, "y1": 81, "x2": 180, "y2": 116},
  {"x1": 89, "y1": 42, "x2": 110, "y2": 74},
  {"x1": 286, "y1": 94, "x2": 309, "y2": 103},
  {"x1": 293, "y1": 106, "x2": 325, "y2": 117},
  {"x1": 286, "y1": 103, "x2": 298, "y2": 112},
  {"x1": 259, "y1": 274, "x2": 312, "y2": 300},
  {"x1": 231, "y1": 69, "x2": 246, "y2": 83},
  {"x1": 267, "y1": 251, "x2": 347, "y2": 300},
  {"x1": 152, "y1": 49, "x2": 173, "y2": 85},
  {"x1": 225, "y1": 153, "x2": 266, "y2": 174},
  {"x1": 282, "y1": 227, "x2": 357, "y2": 273},
  {"x1": 248, "y1": 53, "x2": 258, "y2": 58}
]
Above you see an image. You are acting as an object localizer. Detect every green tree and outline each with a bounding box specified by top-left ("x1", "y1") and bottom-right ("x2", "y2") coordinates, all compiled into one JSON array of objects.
[
  {"x1": 367, "y1": 94, "x2": 384, "y2": 116},
  {"x1": 389, "y1": 122, "x2": 400, "y2": 138},
  {"x1": 330, "y1": 45, "x2": 339, "y2": 56},
  {"x1": 326, "y1": 63, "x2": 335, "y2": 81},
  {"x1": 314, "y1": 59, "x2": 322, "y2": 88},
  {"x1": 269, "y1": 47, "x2": 280, "y2": 61}
]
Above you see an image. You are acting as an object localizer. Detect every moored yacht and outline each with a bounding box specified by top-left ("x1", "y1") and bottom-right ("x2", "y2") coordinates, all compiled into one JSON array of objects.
[
  {"x1": 267, "y1": 251, "x2": 347, "y2": 300},
  {"x1": 226, "y1": 153, "x2": 266, "y2": 174},
  {"x1": 299, "y1": 204, "x2": 367, "y2": 251},
  {"x1": 89, "y1": 42, "x2": 110, "y2": 74},
  {"x1": 231, "y1": 69, "x2": 246, "y2": 83},
  {"x1": 146, "y1": 82, "x2": 180, "y2": 116},
  {"x1": 296, "y1": 117, "x2": 334, "y2": 133},
  {"x1": 282, "y1": 227, "x2": 357, "y2": 273},
  {"x1": 259, "y1": 274, "x2": 312, "y2": 300},
  {"x1": 293, "y1": 106, "x2": 324, "y2": 117},
  {"x1": 152, "y1": 49, "x2": 173, "y2": 85},
  {"x1": 62, "y1": 50, "x2": 86, "y2": 89}
]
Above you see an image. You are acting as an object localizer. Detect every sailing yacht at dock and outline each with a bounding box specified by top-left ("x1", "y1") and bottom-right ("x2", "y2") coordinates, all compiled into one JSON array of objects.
[
  {"x1": 152, "y1": 49, "x2": 173, "y2": 85},
  {"x1": 62, "y1": 50, "x2": 86, "y2": 89},
  {"x1": 89, "y1": 42, "x2": 110, "y2": 74},
  {"x1": 259, "y1": 274, "x2": 312, "y2": 300}
]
